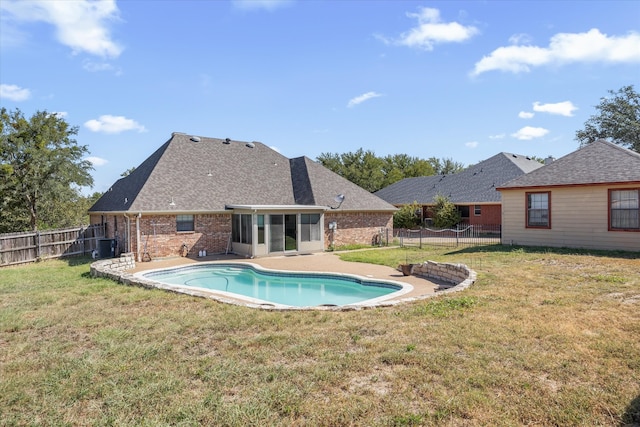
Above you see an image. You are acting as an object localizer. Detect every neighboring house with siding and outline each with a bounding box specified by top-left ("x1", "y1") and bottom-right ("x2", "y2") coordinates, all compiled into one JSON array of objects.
[
  {"x1": 375, "y1": 152, "x2": 543, "y2": 226},
  {"x1": 88, "y1": 132, "x2": 396, "y2": 260},
  {"x1": 497, "y1": 140, "x2": 640, "y2": 252}
]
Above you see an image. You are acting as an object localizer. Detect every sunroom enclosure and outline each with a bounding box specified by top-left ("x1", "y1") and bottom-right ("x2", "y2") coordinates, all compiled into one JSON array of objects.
[{"x1": 228, "y1": 205, "x2": 325, "y2": 258}]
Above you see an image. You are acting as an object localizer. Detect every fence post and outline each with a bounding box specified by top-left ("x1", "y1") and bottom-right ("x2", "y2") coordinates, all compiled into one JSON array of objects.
[
  {"x1": 36, "y1": 231, "x2": 41, "y2": 260},
  {"x1": 455, "y1": 224, "x2": 459, "y2": 247}
]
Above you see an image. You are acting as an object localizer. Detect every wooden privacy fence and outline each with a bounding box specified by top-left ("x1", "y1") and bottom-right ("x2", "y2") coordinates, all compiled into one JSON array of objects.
[{"x1": 0, "y1": 224, "x2": 106, "y2": 267}]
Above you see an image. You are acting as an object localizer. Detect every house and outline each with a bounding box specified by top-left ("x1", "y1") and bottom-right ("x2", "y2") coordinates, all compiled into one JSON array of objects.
[
  {"x1": 374, "y1": 152, "x2": 543, "y2": 226},
  {"x1": 88, "y1": 133, "x2": 397, "y2": 260},
  {"x1": 497, "y1": 140, "x2": 640, "y2": 252}
]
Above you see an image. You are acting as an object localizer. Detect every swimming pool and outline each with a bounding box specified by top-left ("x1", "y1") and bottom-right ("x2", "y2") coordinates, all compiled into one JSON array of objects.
[{"x1": 137, "y1": 263, "x2": 412, "y2": 308}]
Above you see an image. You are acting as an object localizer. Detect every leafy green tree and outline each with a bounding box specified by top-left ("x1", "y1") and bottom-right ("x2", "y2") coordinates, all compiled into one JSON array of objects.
[
  {"x1": 393, "y1": 201, "x2": 422, "y2": 229},
  {"x1": 428, "y1": 157, "x2": 466, "y2": 175},
  {"x1": 317, "y1": 150, "x2": 463, "y2": 193},
  {"x1": 575, "y1": 85, "x2": 640, "y2": 152},
  {"x1": 317, "y1": 149, "x2": 385, "y2": 192},
  {"x1": 431, "y1": 195, "x2": 461, "y2": 228},
  {"x1": 0, "y1": 108, "x2": 93, "y2": 232}
]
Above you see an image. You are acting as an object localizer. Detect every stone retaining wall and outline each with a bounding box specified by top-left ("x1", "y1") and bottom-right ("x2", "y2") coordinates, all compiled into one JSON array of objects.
[
  {"x1": 90, "y1": 252, "x2": 136, "y2": 281},
  {"x1": 404, "y1": 260, "x2": 476, "y2": 293}
]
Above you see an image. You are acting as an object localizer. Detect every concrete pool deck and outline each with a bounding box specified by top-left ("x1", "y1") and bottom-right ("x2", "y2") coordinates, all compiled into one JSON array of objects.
[{"x1": 128, "y1": 251, "x2": 443, "y2": 302}]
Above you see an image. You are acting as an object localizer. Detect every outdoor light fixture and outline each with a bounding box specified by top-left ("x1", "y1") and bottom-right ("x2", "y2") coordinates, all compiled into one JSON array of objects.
[
  {"x1": 331, "y1": 194, "x2": 345, "y2": 209},
  {"x1": 169, "y1": 197, "x2": 176, "y2": 207}
]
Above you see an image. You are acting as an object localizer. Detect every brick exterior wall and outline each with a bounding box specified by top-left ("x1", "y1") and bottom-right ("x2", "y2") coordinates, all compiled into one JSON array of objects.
[
  {"x1": 422, "y1": 204, "x2": 502, "y2": 227},
  {"x1": 91, "y1": 212, "x2": 393, "y2": 259},
  {"x1": 137, "y1": 214, "x2": 232, "y2": 259},
  {"x1": 324, "y1": 212, "x2": 393, "y2": 248},
  {"x1": 468, "y1": 204, "x2": 501, "y2": 226}
]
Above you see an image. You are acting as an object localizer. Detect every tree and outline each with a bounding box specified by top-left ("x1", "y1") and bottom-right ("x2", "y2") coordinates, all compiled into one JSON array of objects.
[
  {"x1": 431, "y1": 195, "x2": 461, "y2": 228},
  {"x1": 428, "y1": 157, "x2": 466, "y2": 175},
  {"x1": 0, "y1": 108, "x2": 94, "y2": 232},
  {"x1": 575, "y1": 85, "x2": 640, "y2": 152},
  {"x1": 393, "y1": 201, "x2": 422, "y2": 229},
  {"x1": 316, "y1": 149, "x2": 385, "y2": 192},
  {"x1": 317, "y1": 149, "x2": 464, "y2": 193}
]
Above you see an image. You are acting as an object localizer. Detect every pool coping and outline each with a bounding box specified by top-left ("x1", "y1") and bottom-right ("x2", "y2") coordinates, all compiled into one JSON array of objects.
[
  {"x1": 134, "y1": 261, "x2": 416, "y2": 309},
  {"x1": 90, "y1": 252, "x2": 476, "y2": 311}
]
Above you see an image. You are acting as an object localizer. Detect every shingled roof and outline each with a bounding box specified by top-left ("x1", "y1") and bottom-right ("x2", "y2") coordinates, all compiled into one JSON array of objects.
[
  {"x1": 374, "y1": 152, "x2": 543, "y2": 205},
  {"x1": 497, "y1": 140, "x2": 640, "y2": 190},
  {"x1": 89, "y1": 132, "x2": 396, "y2": 214}
]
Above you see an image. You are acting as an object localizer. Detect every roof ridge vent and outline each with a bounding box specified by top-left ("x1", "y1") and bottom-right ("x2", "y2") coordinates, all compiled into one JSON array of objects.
[
  {"x1": 223, "y1": 138, "x2": 231, "y2": 144},
  {"x1": 246, "y1": 142, "x2": 255, "y2": 148},
  {"x1": 190, "y1": 136, "x2": 201, "y2": 142}
]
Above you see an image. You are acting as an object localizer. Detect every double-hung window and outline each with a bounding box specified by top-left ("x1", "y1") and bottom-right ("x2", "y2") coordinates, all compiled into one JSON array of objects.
[
  {"x1": 610, "y1": 189, "x2": 639, "y2": 230},
  {"x1": 526, "y1": 192, "x2": 550, "y2": 228},
  {"x1": 176, "y1": 214, "x2": 194, "y2": 232}
]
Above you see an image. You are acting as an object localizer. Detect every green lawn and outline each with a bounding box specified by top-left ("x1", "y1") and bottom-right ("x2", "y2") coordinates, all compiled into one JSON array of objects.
[{"x1": 1, "y1": 245, "x2": 639, "y2": 426}]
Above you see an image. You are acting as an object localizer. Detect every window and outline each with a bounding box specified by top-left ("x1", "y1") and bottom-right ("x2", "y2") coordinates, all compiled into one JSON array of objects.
[
  {"x1": 232, "y1": 214, "x2": 253, "y2": 244},
  {"x1": 176, "y1": 214, "x2": 194, "y2": 232},
  {"x1": 300, "y1": 213, "x2": 321, "y2": 242},
  {"x1": 474, "y1": 205, "x2": 481, "y2": 216},
  {"x1": 527, "y1": 192, "x2": 550, "y2": 228},
  {"x1": 610, "y1": 189, "x2": 639, "y2": 230},
  {"x1": 257, "y1": 215, "x2": 265, "y2": 244}
]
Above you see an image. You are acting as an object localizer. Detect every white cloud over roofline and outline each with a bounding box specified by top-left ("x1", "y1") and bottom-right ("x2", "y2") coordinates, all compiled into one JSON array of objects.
[
  {"x1": 511, "y1": 126, "x2": 549, "y2": 140},
  {"x1": 0, "y1": 83, "x2": 31, "y2": 101},
  {"x1": 0, "y1": 0, "x2": 123, "y2": 58},
  {"x1": 472, "y1": 28, "x2": 640, "y2": 75},
  {"x1": 85, "y1": 115, "x2": 147, "y2": 134}
]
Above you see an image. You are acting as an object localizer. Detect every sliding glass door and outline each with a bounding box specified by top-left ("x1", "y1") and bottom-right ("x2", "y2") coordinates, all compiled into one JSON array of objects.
[{"x1": 269, "y1": 214, "x2": 297, "y2": 253}]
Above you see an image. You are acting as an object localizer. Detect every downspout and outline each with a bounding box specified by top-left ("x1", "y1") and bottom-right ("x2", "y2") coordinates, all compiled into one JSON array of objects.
[
  {"x1": 123, "y1": 213, "x2": 131, "y2": 254},
  {"x1": 136, "y1": 212, "x2": 142, "y2": 262}
]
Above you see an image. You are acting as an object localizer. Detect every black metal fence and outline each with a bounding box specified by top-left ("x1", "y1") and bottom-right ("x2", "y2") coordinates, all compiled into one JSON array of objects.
[{"x1": 395, "y1": 224, "x2": 501, "y2": 248}]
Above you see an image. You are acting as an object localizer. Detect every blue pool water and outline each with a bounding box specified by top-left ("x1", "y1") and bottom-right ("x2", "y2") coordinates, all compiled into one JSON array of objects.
[{"x1": 140, "y1": 263, "x2": 408, "y2": 308}]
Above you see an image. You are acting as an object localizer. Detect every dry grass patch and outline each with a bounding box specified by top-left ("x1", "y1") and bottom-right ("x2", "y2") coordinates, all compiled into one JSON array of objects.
[{"x1": 1, "y1": 246, "x2": 639, "y2": 426}]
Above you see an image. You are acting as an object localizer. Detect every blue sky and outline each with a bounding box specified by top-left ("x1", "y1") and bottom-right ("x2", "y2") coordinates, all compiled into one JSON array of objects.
[{"x1": 1, "y1": 0, "x2": 639, "y2": 195}]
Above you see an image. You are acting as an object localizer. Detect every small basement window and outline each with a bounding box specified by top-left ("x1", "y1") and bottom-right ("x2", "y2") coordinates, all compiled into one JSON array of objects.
[{"x1": 176, "y1": 214, "x2": 194, "y2": 232}]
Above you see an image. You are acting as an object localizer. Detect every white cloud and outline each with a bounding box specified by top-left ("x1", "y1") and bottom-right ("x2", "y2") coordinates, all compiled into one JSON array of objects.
[
  {"x1": 52, "y1": 111, "x2": 68, "y2": 118},
  {"x1": 232, "y1": 0, "x2": 293, "y2": 11},
  {"x1": 533, "y1": 101, "x2": 578, "y2": 117},
  {"x1": 511, "y1": 126, "x2": 549, "y2": 140},
  {"x1": 472, "y1": 28, "x2": 640, "y2": 75},
  {"x1": 0, "y1": 83, "x2": 31, "y2": 101},
  {"x1": 82, "y1": 59, "x2": 122, "y2": 75},
  {"x1": 85, "y1": 156, "x2": 108, "y2": 166},
  {"x1": 347, "y1": 91, "x2": 382, "y2": 108},
  {"x1": 0, "y1": 0, "x2": 123, "y2": 58},
  {"x1": 391, "y1": 7, "x2": 479, "y2": 50},
  {"x1": 465, "y1": 141, "x2": 478, "y2": 148},
  {"x1": 509, "y1": 33, "x2": 533, "y2": 45},
  {"x1": 519, "y1": 111, "x2": 534, "y2": 119},
  {"x1": 489, "y1": 133, "x2": 506, "y2": 139},
  {"x1": 85, "y1": 115, "x2": 147, "y2": 134}
]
